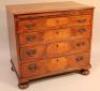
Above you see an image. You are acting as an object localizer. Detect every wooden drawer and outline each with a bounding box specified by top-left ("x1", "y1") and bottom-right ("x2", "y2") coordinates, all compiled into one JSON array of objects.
[
  {"x1": 20, "y1": 45, "x2": 46, "y2": 60},
  {"x1": 18, "y1": 25, "x2": 91, "y2": 46},
  {"x1": 21, "y1": 60, "x2": 47, "y2": 78},
  {"x1": 17, "y1": 16, "x2": 69, "y2": 33},
  {"x1": 17, "y1": 14, "x2": 92, "y2": 33},
  {"x1": 20, "y1": 38, "x2": 89, "y2": 60},
  {"x1": 69, "y1": 15, "x2": 92, "y2": 26},
  {"x1": 17, "y1": 17, "x2": 44, "y2": 33},
  {"x1": 18, "y1": 31, "x2": 44, "y2": 45},
  {"x1": 21, "y1": 57, "x2": 69, "y2": 78},
  {"x1": 67, "y1": 53, "x2": 90, "y2": 69},
  {"x1": 46, "y1": 57, "x2": 69, "y2": 72},
  {"x1": 47, "y1": 53, "x2": 90, "y2": 72},
  {"x1": 21, "y1": 53, "x2": 90, "y2": 78},
  {"x1": 46, "y1": 42, "x2": 71, "y2": 57},
  {"x1": 42, "y1": 28, "x2": 72, "y2": 43},
  {"x1": 18, "y1": 28, "x2": 72, "y2": 45},
  {"x1": 46, "y1": 17, "x2": 69, "y2": 29},
  {"x1": 70, "y1": 25, "x2": 91, "y2": 38},
  {"x1": 46, "y1": 38, "x2": 89, "y2": 57}
]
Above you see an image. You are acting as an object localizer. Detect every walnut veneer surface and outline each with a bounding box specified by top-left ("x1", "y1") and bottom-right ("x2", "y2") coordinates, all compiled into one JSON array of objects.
[{"x1": 6, "y1": 1, "x2": 94, "y2": 89}]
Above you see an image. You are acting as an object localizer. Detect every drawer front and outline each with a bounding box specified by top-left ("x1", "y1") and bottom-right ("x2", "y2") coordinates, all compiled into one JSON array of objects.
[
  {"x1": 46, "y1": 42, "x2": 71, "y2": 57},
  {"x1": 20, "y1": 45, "x2": 46, "y2": 60},
  {"x1": 16, "y1": 9, "x2": 93, "y2": 33},
  {"x1": 71, "y1": 38, "x2": 90, "y2": 53},
  {"x1": 18, "y1": 28, "x2": 72, "y2": 45},
  {"x1": 17, "y1": 18, "x2": 44, "y2": 33},
  {"x1": 71, "y1": 26, "x2": 91, "y2": 38},
  {"x1": 20, "y1": 38, "x2": 89, "y2": 60},
  {"x1": 43, "y1": 28, "x2": 72, "y2": 43},
  {"x1": 21, "y1": 56, "x2": 69, "y2": 78},
  {"x1": 18, "y1": 31, "x2": 44, "y2": 45},
  {"x1": 68, "y1": 53, "x2": 90, "y2": 69},
  {"x1": 46, "y1": 57, "x2": 69, "y2": 72},
  {"x1": 69, "y1": 15, "x2": 92, "y2": 26},
  {"x1": 17, "y1": 15, "x2": 92, "y2": 33},
  {"x1": 21, "y1": 60, "x2": 47, "y2": 78},
  {"x1": 17, "y1": 16, "x2": 69, "y2": 33},
  {"x1": 46, "y1": 39, "x2": 89, "y2": 57},
  {"x1": 21, "y1": 53, "x2": 90, "y2": 78},
  {"x1": 46, "y1": 17, "x2": 69, "y2": 29},
  {"x1": 18, "y1": 25, "x2": 91, "y2": 46},
  {"x1": 47, "y1": 53, "x2": 90, "y2": 72}
]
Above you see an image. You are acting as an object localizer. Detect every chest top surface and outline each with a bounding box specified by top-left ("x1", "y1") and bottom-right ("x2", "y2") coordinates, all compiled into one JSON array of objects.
[{"x1": 6, "y1": 1, "x2": 94, "y2": 15}]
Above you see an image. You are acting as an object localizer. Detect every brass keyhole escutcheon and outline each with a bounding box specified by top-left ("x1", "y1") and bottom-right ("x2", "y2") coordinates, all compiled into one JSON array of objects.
[
  {"x1": 28, "y1": 63, "x2": 37, "y2": 71},
  {"x1": 26, "y1": 49, "x2": 36, "y2": 57},
  {"x1": 25, "y1": 24, "x2": 33, "y2": 30},
  {"x1": 55, "y1": 31, "x2": 59, "y2": 34},
  {"x1": 26, "y1": 35, "x2": 36, "y2": 42},
  {"x1": 56, "y1": 44, "x2": 59, "y2": 48},
  {"x1": 56, "y1": 59, "x2": 59, "y2": 62}
]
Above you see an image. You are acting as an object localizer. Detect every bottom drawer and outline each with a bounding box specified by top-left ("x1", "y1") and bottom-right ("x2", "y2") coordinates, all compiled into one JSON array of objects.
[{"x1": 21, "y1": 52, "x2": 90, "y2": 78}]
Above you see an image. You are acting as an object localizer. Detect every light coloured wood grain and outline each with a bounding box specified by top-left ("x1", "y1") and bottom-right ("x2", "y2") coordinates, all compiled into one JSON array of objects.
[{"x1": 6, "y1": 1, "x2": 94, "y2": 14}]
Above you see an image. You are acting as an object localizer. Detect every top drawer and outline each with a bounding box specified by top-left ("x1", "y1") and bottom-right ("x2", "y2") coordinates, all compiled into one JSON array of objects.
[
  {"x1": 17, "y1": 16, "x2": 69, "y2": 33},
  {"x1": 16, "y1": 10, "x2": 93, "y2": 33}
]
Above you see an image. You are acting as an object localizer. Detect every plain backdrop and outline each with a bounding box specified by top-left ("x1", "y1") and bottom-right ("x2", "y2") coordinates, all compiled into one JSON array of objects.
[{"x1": 0, "y1": 0, "x2": 100, "y2": 91}]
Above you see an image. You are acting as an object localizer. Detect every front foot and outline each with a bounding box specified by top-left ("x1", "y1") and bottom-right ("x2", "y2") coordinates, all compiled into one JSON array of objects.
[
  {"x1": 80, "y1": 69, "x2": 90, "y2": 75},
  {"x1": 18, "y1": 83, "x2": 29, "y2": 89}
]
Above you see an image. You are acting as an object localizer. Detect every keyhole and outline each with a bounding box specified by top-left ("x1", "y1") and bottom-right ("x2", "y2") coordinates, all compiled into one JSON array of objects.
[
  {"x1": 27, "y1": 49, "x2": 36, "y2": 56},
  {"x1": 56, "y1": 44, "x2": 59, "y2": 48},
  {"x1": 56, "y1": 31, "x2": 59, "y2": 34},
  {"x1": 56, "y1": 59, "x2": 59, "y2": 62},
  {"x1": 28, "y1": 64, "x2": 37, "y2": 71}
]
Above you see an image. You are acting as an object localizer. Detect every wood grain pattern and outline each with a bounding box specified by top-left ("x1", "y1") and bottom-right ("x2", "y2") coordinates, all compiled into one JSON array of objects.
[
  {"x1": 16, "y1": 13, "x2": 92, "y2": 33},
  {"x1": 20, "y1": 44, "x2": 46, "y2": 60},
  {"x1": 46, "y1": 38, "x2": 89, "y2": 58},
  {"x1": 18, "y1": 25, "x2": 91, "y2": 46},
  {"x1": 21, "y1": 52, "x2": 90, "y2": 78},
  {"x1": 7, "y1": 1, "x2": 94, "y2": 89}
]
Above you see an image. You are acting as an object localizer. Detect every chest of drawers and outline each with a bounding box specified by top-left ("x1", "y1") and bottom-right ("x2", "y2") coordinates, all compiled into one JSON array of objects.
[{"x1": 7, "y1": 1, "x2": 94, "y2": 89}]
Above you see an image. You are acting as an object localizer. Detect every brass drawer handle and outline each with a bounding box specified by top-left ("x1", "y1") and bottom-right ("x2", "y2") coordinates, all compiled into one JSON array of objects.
[
  {"x1": 28, "y1": 63, "x2": 37, "y2": 71},
  {"x1": 75, "y1": 56, "x2": 84, "y2": 62},
  {"x1": 26, "y1": 49, "x2": 36, "y2": 56},
  {"x1": 25, "y1": 24, "x2": 33, "y2": 30},
  {"x1": 77, "y1": 19, "x2": 86, "y2": 23},
  {"x1": 76, "y1": 42, "x2": 85, "y2": 47},
  {"x1": 26, "y1": 35, "x2": 36, "y2": 42},
  {"x1": 79, "y1": 29, "x2": 86, "y2": 32}
]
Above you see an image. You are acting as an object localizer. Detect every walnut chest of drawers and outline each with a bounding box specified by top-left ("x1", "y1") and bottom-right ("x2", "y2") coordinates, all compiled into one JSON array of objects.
[{"x1": 6, "y1": 1, "x2": 94, "y2": 89}]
